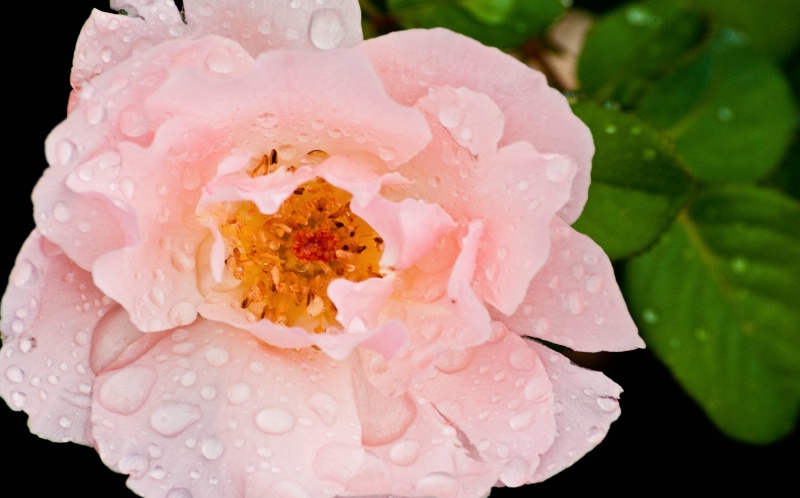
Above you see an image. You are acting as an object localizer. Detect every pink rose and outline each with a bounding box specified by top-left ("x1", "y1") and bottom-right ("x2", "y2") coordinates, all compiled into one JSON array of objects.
[{"x1": 0, "y1": 1, "x2": 643, "y2": 496}]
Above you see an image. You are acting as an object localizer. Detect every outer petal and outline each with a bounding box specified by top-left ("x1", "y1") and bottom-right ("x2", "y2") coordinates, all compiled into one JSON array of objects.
[
  {"x1": 71, "y1": 1, "x2": 184, "y2": 92},
  {"x1": 357, "y1": 28, "x2": 594, "y2": 224},
  {"x1": 336, "y1": 363, "x2": 497, "y2": 497},
  {"x1": 90, "y1": 319, "x2": 361, "y2": 498},
  {"x1": 401, "y1": 85, "x2": 576, "y2": 315},
  {"x1": 527, "y1": 342, "x2": 625, "y2": 483},
  {"x1": 183, "y1": 0, "x2": 363, "y2": 54},
  {"x1": 495, "y1": 218, "x2": 643, "y2": 352},
  {"x1": 0, "y1": 231, "x2": 115, "y2": 444},
  {"x1": 418, "y1": 322, "x2": 557, "y2": 488}
]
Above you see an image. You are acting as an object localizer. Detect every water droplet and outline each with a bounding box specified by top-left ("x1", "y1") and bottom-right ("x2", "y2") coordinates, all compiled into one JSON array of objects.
[
  {"x1": 169, "y1": 302, "x2": 197, "y2": 326},
  {"x1": 438, "y1": 104, "x2": 464, "y2": 128},
  {"x1": 98, "y1": 366, "x2": 156, "y2": 414},
  {"x1": 509, "y1": 348, "x2": 535, "y2": 370},
  {"x1": 587, "y1": 426, "x2": 607, "y2": 443},
  {"x1": 257, "y1": 16, "x2": 273, "y2": 35},
  {"x1": 5, "y1": 366, "x2": 24, "y2": 383},
  {"x1": 179, "y1": 370, "x2": 197, "y2": 387},
  {"x1": 642, "y1": 308, "x2": 658, "y2": 324},
  {"x1": 563, "y1": 291, "x2": 584, "y2": 315},
  {"x1": 309, "y1": 9, "x2": 346, "y2": 50},
  {"x1": 227, "y1": 382, "x2": 252, "y2": 405},
  {"x1": 377, "y1": 146, "x2": 396, "y2": 161},
  {"x1": 531, "y1": 318, "x2": 550, "y2": 336},
  {"x1": 150, "y1": 286, "x2": 166, "y2": 306},
  {"x1": 509, "y1": 410, "x2": 535, "y2": 431},
  {"x1": 308, "y1": 392, "x2": 338, "y2": 426},
  {"x1": 500, "y1": 458, "x2": 529, "y2": 487},
  {"x1": 596, "y1": 396, "x2": 619, "y2": 412},
  {"x1": 200, "y1": 385, "x2": 217, "y2": 400},
  {"x1": 204, "y1": 347, "x2": 230, "y2": 367},
  {"x1": 545, "y1": 157, "x2": 572, "y2": 182},
  {"x1": 277, "y1": 144, "x2": 297, "y2": 160},
  {"x1": 516, "y1": 179, "x2": 530, "y2": 191},
  {"x1": 166, "y1": 488, "x2": 193, "y2": 498},
  {"x1": 11, "y1": 391, "x2": 27, "y2": 408},
  {"x1": 118, "y1": 105, "x2": 150, "y2": 137},
  {"x1": 19, "y1": 335, "x2": 37, "y2": 353},
  {"x1": 118, "y1": 453, "x2": 149, "y2": 477},
  {"x1": 85, "y1": 102, "x2": 106, "y2": 125},
  {"x1": 201, "y1": 438, "x2": 225, "y2": 460},
  {"x1": 389, "y1": 440, "x2": 421, "y2": 466},
  {"x1": 731, "y1": 257, "x2": 748, "y2": 273},
  {"x1": 716, "y1": 106, "x2": 733, "y2": 122},
  {"x1": 150, "y1": 403, "x2": 202, "y2": 436},
  {"x1": 434, "y1": 348, "x2": 474, "y2": 373},
  {"x1": 255, "y1": 407, "x2": 295, "y2": 434},
  {"x1": 11, "y1": 260, "x2": 38, "y2": 289},
  {"x1": 585, "y1": 275, "x2": 603, "y2": 293},
  {"x1": 56, "y1": 139, "x2": 76, "y2": 166},
  {"x1": 272, "y1": 480, "x2": 311, "y2": 498},
  {"x1": 53, "y1": 202, "x2": 72, "y2": 222},
  {"x1": 205, "y1": 50, "x2": 235, "y2": 74},
  {"x1": 415, "y1": 472, "x2": 461, "y2": 498}
]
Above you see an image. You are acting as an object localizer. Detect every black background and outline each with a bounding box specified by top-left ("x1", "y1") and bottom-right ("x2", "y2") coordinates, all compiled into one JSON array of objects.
[{"x1": 1, "y1": 1, "x2": 796, "y2": 496}]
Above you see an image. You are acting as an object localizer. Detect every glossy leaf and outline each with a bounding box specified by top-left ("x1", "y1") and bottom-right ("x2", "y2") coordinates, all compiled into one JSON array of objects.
[
  {"x1": 571, "y1": 99, "x2": 693, "y2": 260},
  {"x1": 692, "y1": 0, "x2": 800, "y2": 60},
  {"x1": 578, "y1": 0, "x2": 709, "y2": 107},
  {"x1": 636, "y1": 41, "x2": 797, "y2": 182},
  {"x1": 387, "y1": 0, "x2": 565, "y2": 48},
  {"x1": 626, "y1": 185, "x2": 800, "y2": 443}
]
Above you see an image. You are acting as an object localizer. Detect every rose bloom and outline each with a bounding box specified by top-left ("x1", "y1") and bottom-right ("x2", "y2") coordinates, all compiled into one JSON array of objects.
[{"x1": 0, "y1": 1, "x2": 642, "y2": 497}]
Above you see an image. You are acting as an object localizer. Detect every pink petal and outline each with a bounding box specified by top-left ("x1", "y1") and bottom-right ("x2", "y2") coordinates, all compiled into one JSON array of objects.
[
  {"x1": 363, "y1": 222, "x2": 492, "y2": 396},
  {"x1": 90, "y1": 319, "x2": 361, "y2": 498},
  {"x1": 338, "y1": 363, "x2": 497, "y2": 497},
  {"x1": 357, "y1": 28, "x2": 594, "y2": 224},
  {"x1": 399, "y1": 85, "x2": 575, "y2": 314},
  {"x1": 527, "y1": 342, "x2": 625, "y2": 482},
  {"x1": 327, "y1": 276, "x2": 396, "y2": 330},
  {"x1": 0, "y1": 231, "x2": 115, "y2": 444},
  {"x1": 495, "y1": 218, "x2": 644, "y2": 352},
  {"x1": 183, "y1": 0, "x2": 363, "y2": 54},
  {"x1": 418, "y1": 322, "x2": 557, "y2": 487},
  {"x1": 71, "y1": 2, "x2": 183, "y2": 91}
]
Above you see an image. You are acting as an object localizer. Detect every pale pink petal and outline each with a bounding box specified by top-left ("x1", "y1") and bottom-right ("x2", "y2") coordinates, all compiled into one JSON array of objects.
[
  {"x1": 183, "y1": 0, "x2": 363, "y2": 54},
  {"x1": 0, "y1": 231, "x2": 114, "y2": 444},
  {"x1": 71, "y1": 1, "x2": 183, "y2": 92},
  {"x1": 527, "y1": 342, "x2": 624, "y2": 482},
  {"x1": 91, "y1": 319, "x2": 361, "y2": 498},
  {"x1": 147, "y1": 48, "x2": 431, "y2": 171},
  {"x1": 357, "y1": 28, "x2": 594, "y2": 223},
  {"x1": 327, "y1": 276, "x2": 396, "y2": 330},
  {"x1": 337, "y1": 363, "x2": 498, "y2": 497},
  {"x1": 402, "y1": 85, "x2": 575, "y2": 315},
  {"x1": 495, "y1": 218, "x2": 643, "y2": 352},
  {"x1": 418, "y1": 322, "x2": 557, "y2": 487},
  {"x1": 363, "y1": 222, "x2": 492, "y2": 396}
]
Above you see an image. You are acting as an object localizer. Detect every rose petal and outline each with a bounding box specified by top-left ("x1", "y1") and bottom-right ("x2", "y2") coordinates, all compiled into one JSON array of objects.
[
  {"x1": 340, "y1": 362, "x2": 497, "y2": 497},
  {"x1": 402, "y1": 85, "x2": 576, "y2": 314},
  {"x1": 91, "y1": 319, "x2": 361, "y2": 498},
  {"x1": 357, "y1": 28, "x2": 594, "y2": 224},
  {"x1": 183, "y1": 0, "x2": 363, "y2": 53},
  {"x1": 527, "y1": 342, "x2": 625, "y2": 482},
  {"x1": 496, "y1": 218, "x2": 644, "y2": 352},
  {"x1": 0, "y1": 231, "x2": 114, "y2": 443}
]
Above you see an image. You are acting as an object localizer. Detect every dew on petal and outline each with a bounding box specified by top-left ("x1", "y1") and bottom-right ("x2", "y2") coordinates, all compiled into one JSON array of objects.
[
  {"x1": 309, "y1": 9, "x2": 346, "y2": 50},
  {"x1": 149, "y1": 403, "x2": 202, "y2": 436},
  {"x1": 255, "y1": 407, "x2": 295, "y2": 434}
]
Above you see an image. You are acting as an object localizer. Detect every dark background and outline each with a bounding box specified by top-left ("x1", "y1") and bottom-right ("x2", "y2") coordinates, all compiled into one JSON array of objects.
[{"x1": 1, "y1": 1, "x2": 796, "y2": 495}]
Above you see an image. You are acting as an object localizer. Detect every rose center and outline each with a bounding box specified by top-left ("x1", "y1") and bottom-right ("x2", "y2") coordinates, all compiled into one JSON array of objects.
[{"x1": 220, "y1": 177, "x2": 383, "y2": 331}]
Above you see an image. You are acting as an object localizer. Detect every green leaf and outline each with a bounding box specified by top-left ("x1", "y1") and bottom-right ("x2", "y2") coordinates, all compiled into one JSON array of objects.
[
  {"x1": 637, "y1": 41, "x2": 797, "y2": 182},
  {"x1": 626, "y1": 185, "x2": 800, "y2": 443},
  {"x1": 692, "y1": 0, "x2": 800, "y2": 60},
  {"x1": 387, "y1": 0, "x2": 565, "y2": 48},
  {"x1": 571, "y1": 99, "x2": 694, "y2": 260},
  {"x1": 578, "y1": 0, "x2": 710, "y2": 107}
]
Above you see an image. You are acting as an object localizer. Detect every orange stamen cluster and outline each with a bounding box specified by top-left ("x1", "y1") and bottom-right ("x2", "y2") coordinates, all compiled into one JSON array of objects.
[{"x1": 219, "y1": 172, "x2": 384, "y2": 332}]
